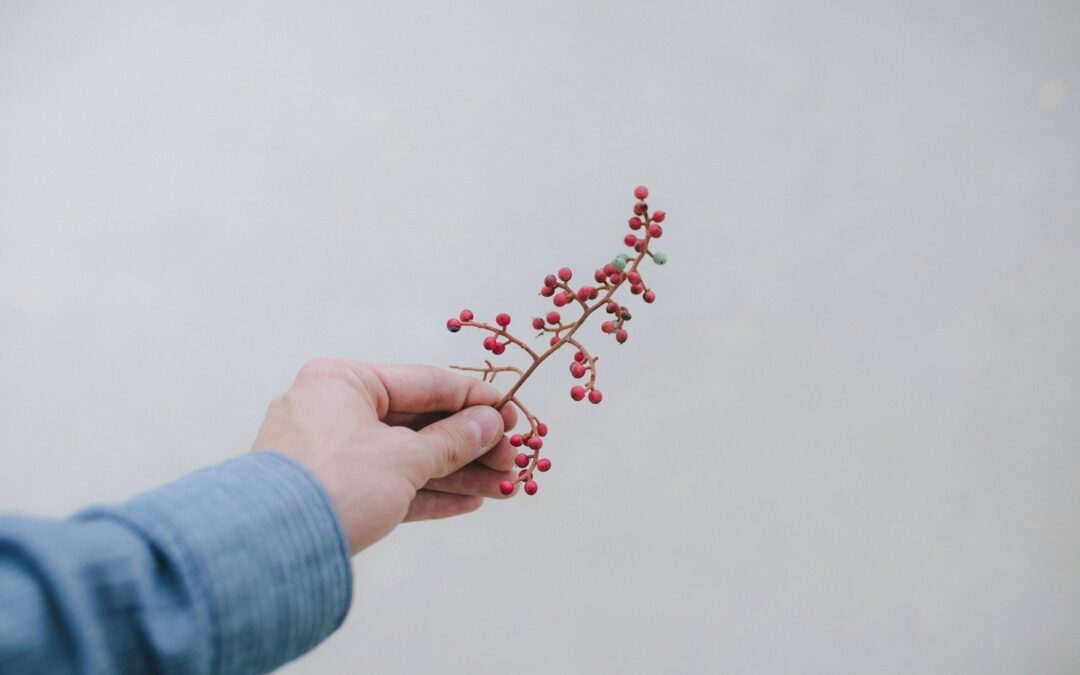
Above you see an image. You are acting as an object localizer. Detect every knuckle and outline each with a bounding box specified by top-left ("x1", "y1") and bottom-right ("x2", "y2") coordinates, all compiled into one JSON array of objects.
[
  {"x1": 296, "y1": 358, "x2": 342, "y2": 382},
  {"x1": 435, "y1": 469, "x2": 467, "y2": 494},
  {"x1": 377, "y1": 427, "x2": 429, "y2": 488},
  {"x1": 383, "y1": 425, "x2": 416, "y2": 447},
  {"x1": 353, "y1": 366, "x2": 383, "y2": 394},
  {"x1": 265, "y1": 394, "x2": 284, "y2": 414},
  {"x1": 427, "y1": 423, "x2": 469, "y2": 471},
  {"x1": 420, "y1": 367, "x2": 444, "y2": 410}
]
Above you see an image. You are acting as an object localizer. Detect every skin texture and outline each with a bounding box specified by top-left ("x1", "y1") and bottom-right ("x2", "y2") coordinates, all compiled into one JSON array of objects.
[{"x1": 250, "y1": 360, "x2": 518, "y2": 554}]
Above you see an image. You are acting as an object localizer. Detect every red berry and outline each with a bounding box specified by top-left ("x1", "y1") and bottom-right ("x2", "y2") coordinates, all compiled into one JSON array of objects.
[
  {"x1": 571, "y1": 362, "x2": 586, "y2": 378},
  {"x1": 634, "y1": 201, "x2": 647, "y2": 215},
  {"x1": 644, "y1": 290, "x2": 656, "y2": 303},
  {"x1": 499, "y1": 481, "x2": 515, "y2": 495},
  {"x1": 631, "y1": 284, "x2": 644, "y2": 295},
  {"x1": 524, "y1": 480, "x2": 538, "y2": 495},
  {"x1": 518, "y1": 469, "x2": 530, "y2": 478},
  {"x1": 648, "y1": 223, "x2": 662, "y2": 238},
  {"x1": 634, "y1": 185, "x2": 649, "y2": 200},
  {"x1": 634, "y1": 242, "x2": 644, "y2": 252},
  {"x1": 446, "y1": 318, "x2": 462, "y2": 332},
  {"x1": 537, "y1": 458, "x2": 552, "y2": 472},
  {"x1": 628, "y1": 217, "x2": 643, "y2": 230},
  {"x1": 594, "y1": 269, "x2": 606, "y2": 283},
  {"x1": 515, "y1": 453, "x2": 530, "y2": 468},
  {"x1": 627, "y1": 271, "x2": 641, "y2": 284},
  {"x1": 540, "y1": 285, "x2": 555, "y2": 297},
  {"x1": 492, "y1": 341, "x2": 506, "y2": 355},
  {"x1": 574, "y1": 351, "x2": 586, "y2": 362},
  {"x1": 546, "y1": 311, "x2": 561, "y2": 324},
  {"x1": 483, "y1": 335, "x2": 497, "y2": 350},
  {"x1": 496, "y1": 313, "x2": 511, "y2": 327},
  {"x1": 652, "y1": 210, "x2": 665, "y2": 222},
  {"x1": 606, "y1": 301, "x2": 619, "y2": 313},
  {"x1": 527, "y1": 436, "x2": 543, "y2": 450},
  {"x1": 532, "y1": 317, "x2": 544, "y2": 330},
  {"x1": 536, "y1": 422, "x2": 548, "y2": 437},
  {"x1": 576, "y1": 287, "x2": 590, "y2": 302},
  {"x1": 550, "y1": 336, "x2": 560, "y2": 346},
  {"x1": 570, "y1": 386, "x2": 586, "y2": 401},
  {"x1": 553, "y1": 293, "x2": 569, "y2": 307},
  {"x1": 588, "y1": 389, "x2": 603, "y2": 404},
  {"x1": 601, "y1": 321, "x2": 615, "y2": 333},
  {"x1": 609, "y1": 272, "x2": 623, "y2": 284},
  {"x1": 624, "y1": 234, "x2": 638, "y2": 247},
  {"x1": 510, "y1": 434, "x2": 523, "y2": 447},
  {"x1": 558, "y1": 267, "x2": 573, "y2": 282},
  {"x1": 587, "y1": 286, "x2": 599, "y2": 299},
  {"x1": 459, "y1": 309, "x2": 474, "y2": 322},
  {"x1": 616, "y1": 329, "x2": 628, "y2": 344},
  {"x1": 544, "y1": 274, "x2": 558, "y2": 288}
]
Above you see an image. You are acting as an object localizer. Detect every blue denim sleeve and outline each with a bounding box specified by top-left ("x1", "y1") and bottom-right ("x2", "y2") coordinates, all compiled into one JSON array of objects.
[{"x1": 0, "y1": 452, "x2": 353, "y2": 674}]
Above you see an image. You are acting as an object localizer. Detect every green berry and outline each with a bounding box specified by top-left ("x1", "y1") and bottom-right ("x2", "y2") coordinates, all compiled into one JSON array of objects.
[
  {"x1": 652, "y1": 251, "x2": 667, "y2": 265},
  {"x1": 611, "y1": 257, "x2": 627, "y2": 271}
]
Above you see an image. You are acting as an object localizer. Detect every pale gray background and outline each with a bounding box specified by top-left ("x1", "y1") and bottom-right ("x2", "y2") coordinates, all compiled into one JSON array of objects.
[{"x1": 1, "y1": 2, "x2": 1078, "y2": 673}]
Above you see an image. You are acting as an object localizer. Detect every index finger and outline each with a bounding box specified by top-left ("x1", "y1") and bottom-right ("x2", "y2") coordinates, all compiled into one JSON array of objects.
[{"x1": 348, "y1": 362, "x2": 518, "y2": 429}]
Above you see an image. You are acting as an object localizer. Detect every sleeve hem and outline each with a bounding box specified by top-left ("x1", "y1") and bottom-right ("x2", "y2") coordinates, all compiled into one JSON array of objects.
[
  {"x1": 259, "y1": 451, "x2": 353, "y2": 632},
  {"x1": 79, "y1": 451, "x2": 354, "y2": 673}
]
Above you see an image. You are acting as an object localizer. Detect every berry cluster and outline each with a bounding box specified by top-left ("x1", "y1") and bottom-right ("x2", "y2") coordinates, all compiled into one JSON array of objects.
[{"x1": 446, "y1": 186, "x2": 669, "y2": 496}]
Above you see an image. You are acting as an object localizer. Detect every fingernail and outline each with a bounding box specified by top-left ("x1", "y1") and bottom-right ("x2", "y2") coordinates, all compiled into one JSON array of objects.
[{"x1": 465, "y1": 407, "x2": 502, "y2": 448}]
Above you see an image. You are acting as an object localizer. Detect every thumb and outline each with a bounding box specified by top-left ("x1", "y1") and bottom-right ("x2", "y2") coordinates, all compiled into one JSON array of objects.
[{"x1": 415, "y1": 406, "x2": 504, "y2": 479}]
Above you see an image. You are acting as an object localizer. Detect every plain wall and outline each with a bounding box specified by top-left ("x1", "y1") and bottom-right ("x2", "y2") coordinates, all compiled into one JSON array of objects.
[{"x1": 1, "y1": 2, "x2": 1078, "y2": 673}]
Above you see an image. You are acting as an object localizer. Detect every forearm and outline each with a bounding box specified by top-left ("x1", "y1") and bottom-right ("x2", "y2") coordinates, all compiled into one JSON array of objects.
[{"x1": 0, "y1": 452, "x2": 352, "y2": 674}]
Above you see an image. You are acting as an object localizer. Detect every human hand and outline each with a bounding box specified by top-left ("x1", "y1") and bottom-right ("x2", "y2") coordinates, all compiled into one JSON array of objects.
[{"x1": 250, "y1": 360, "x2": 519, "y2": 554}]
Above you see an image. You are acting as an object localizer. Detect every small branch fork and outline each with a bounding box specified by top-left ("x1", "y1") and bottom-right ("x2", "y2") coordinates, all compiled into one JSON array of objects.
[{"x1": 449, "y1": 360, "x2": 523, "y2": 383}]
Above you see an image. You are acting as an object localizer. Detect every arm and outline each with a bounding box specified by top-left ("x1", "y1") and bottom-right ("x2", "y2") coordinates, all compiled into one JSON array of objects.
[
  {"x1": 0, "y1": 453, "x2": 350, "y2": 674},
  {"x1": 0, "y1": 360, "x2": 517, "y2": 674}
]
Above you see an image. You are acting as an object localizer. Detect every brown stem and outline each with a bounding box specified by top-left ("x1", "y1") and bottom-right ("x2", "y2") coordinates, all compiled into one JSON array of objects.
[
  {"x1": 536, "y1": 322, "x2": 573, "y2": 334},
  {"x1": 450, "y1": 361, "x2": 525, "y2": 383},
  {"x1": 555, "y1": 280, "x2": 590, "y2": 311},
  {"x1": 493, "y1": 207, "x2": 657, "y2": 410},
  {"x1": 566, "y1": 336, "x2": 598, "y2": 389},
  {"x1": 509, "y1": 396, "x2": 539, "y2": 435},
  {"x1": 459, "y1": 321, "x2": 541, "y2": 361}
]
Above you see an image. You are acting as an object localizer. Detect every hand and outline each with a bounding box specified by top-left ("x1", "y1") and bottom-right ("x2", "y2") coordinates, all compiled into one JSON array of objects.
[{"x1": 250, "y1": 360, "x2": 519, "y2": 554}]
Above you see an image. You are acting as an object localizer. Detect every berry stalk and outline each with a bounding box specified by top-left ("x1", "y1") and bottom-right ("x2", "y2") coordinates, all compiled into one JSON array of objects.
[{"x1": 446, "y1": 186, "x2": 669, "y2": 495}]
